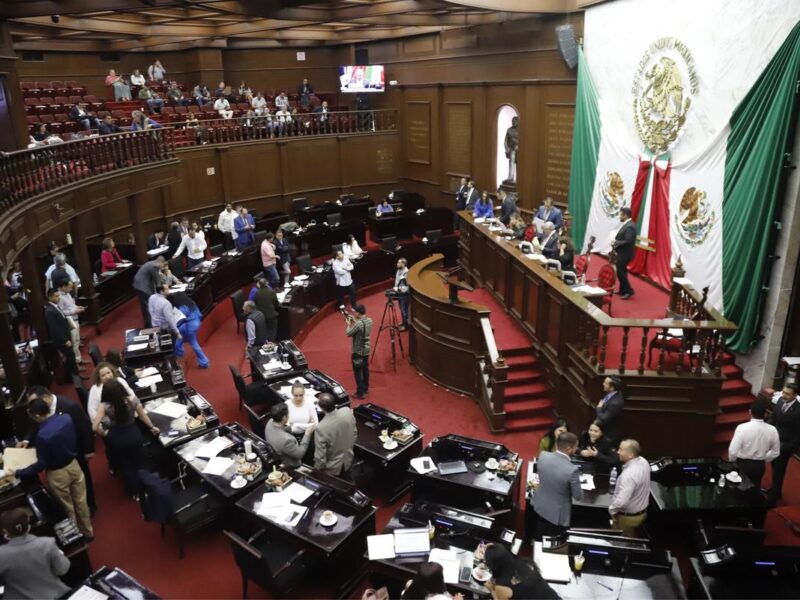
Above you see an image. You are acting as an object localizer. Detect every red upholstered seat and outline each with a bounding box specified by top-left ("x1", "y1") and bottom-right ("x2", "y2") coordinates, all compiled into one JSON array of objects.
[
  {"x1": 25, "y1": 115, "x2": 38, "y2": 125},
  {"x1": 596, "y1": 263, "x2": 616, "y2": 315},
  {"x1": 574, "y1": 254, "x2": 589, "y2": 277},
  {"x1": 24, "y1": 97, "x2": 39, "y2": 107}
]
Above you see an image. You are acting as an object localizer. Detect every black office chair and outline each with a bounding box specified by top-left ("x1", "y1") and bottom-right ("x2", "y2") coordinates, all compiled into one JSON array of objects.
[
  {"x1": 229, "y1": 290, "x2": 246, "y2": 333},
  {"x1": 243, "y1": 402, "x2": 271, "y2": 434},
  {"x1": 139, "y1": 469, "x2": 225, "y2": 560},
  {"x1": 87, "y1": 342, "x2": 103, "y2": 367},
  {"x1": 93, "y1": 259, "x2": 103, "y2": 275},
  {"x1": 224, "y1": 529, "x2": 310, "y2": 598},
  {"x1": 331, "y1": 243, "x2": 344, "y2": 255},
  {"x1": 425, "y1": 229, "x2": 442, "y2": 244},
  {"x1": 291, "y1": 197, "x2": 308, "y2": 217},
  {"x1": 228, "y1": 363, "x2": 269, "y2": 412},
  {"x1": 326, "y1": 213, "x2": 342, "y2": 227},
  {"x1": 381, "y1": 235, "x2": 400, "y2": 253},
  {"x1": 210, "y1": 244, "x2": 224, "y2": 257},
  {"x1": 71, "y1": 373, "x2": 89, "y2": 410},
  {"x1": 295, "y1": 254, "x2": 313, "y2": 274},
  {"x1": 168, "y1": 257, "x2": 185, "y2": 278},
  {"x1": 254, "y1": 230, "x2": 268, "y2": 246}
]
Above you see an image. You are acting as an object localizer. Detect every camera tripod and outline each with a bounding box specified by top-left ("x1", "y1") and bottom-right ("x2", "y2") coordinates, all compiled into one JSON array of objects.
[{"x1": 371, "y1": 294, "x2": 405, "y2": 371}]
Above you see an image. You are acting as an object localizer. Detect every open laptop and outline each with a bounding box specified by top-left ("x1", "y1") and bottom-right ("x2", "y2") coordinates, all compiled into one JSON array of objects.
[
  {"x1": 437, "y1": 460, "x2": 468, "y2": 475},
  {"x1": 393, "y1": 527, "x2": 431, "y2": 557}
]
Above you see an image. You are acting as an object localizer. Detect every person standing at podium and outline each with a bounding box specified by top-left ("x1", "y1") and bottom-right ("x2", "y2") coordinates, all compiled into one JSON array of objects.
[
  {"x1": 608, "y1": 439, "x2": 650, "y2": 537},
  {"x1": 531, "y1": 432, "x2": 582, "y2": 539},
  {"x1": 728, "y1": 397, "x2": 779, "y2": 489}
]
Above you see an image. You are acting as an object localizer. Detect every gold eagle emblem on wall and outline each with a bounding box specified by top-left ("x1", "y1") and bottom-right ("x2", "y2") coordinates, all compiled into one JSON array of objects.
[{"x1": 675, "y1": 186, "x2": 715, "y2": 247}]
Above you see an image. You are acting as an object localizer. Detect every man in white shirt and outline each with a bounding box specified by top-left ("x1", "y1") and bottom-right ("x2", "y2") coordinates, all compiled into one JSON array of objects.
[
  {"x1": 251, "y1": 93, "x2": 267, "y2": 116},
  {"x1": 275, "y1": 108, "x2": 292, "y2": 136},
  {"x1": 728, "y1": 397, "x2": 780, "y2": 489},
  {"x1": 608, "y1": 439, "x2": 650, "y2": 537},
  {"x1": 332, "y1": 250, "x2": 356, "y2": 309},
  {"x1": 214, "y1": 97, "x2": 233, "y2": 119},
  {"x1": 44, "y1": 254, "x2": 80, "y2": 292},
  {"x1": 217, "y1": 203, "x2": 237, "y2": 250},
  {"x1": 173, "y1": 228, "x2": 207, "y2": 268},
  {"x1": 274, "y1": 92, "x2": 289, "y2": 111},
  {"x1": 56, "y1": 281, "x2": 87, "y2": 365}
]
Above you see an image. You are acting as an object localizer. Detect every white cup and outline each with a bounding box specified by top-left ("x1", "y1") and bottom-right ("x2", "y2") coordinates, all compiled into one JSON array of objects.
[{"x1": 244, "y1": 440, "x2": 253, "y2": 455}]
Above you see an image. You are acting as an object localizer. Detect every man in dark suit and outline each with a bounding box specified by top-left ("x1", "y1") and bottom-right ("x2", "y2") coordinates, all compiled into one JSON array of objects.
[
  {"x1": 97, "y1": 114, "x2": 121, "y2": 135},
  {"x1": 133, "y1": 256, "x2": 166, "y2": 327},
  {"x1": 146, "y1": 230, "x2": 165, "y2": 251},
  {"x1": 313, "y1": 100, "x2": 331, "y2": 132},
  {"x1": 463, "y1": 179, "x2": 479, "y2": 211},
  {"x1": 455, "y1": 177, "x2": 468, "y2": 212},
  {"x1": 535, "y1": 196, "x2": 563, "y2": 231},
  {"x1": 539, "y1": 222, "x2": 559, "y2": 259},
  {"x1": 21, "y1": 386, "x2": 97, "y2": 513},
  {"x1": 68, "y1": 104, "x2": 98, "y2": 131},
  {"x1": 612, "y1": 207, "x2": 637, "y2": 299},
  {"x1": 253, "y1": 278, "x2": 281, "y2": 342},
  {"x1": 498, "y1": 188, "x2": 518, "y2": 226},
  {"x1": 532, "y1": 432, "x2": 582, "y2": 539},
  {"x1": 44, "y1": 288, "x2": 80, "y2": 377},
  {"x1": 767, "y1": 384, "x2": 800, "y2": 502},
  {"x1": 596, "y1": 376, "x2": 624, "y2": 444}
]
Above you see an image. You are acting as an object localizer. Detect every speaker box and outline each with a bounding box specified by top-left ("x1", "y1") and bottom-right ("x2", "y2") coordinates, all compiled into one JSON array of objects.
[
  {"x1": 355, "y1": 48, "x2": 369, "y2": 65},
  {"x1": 555, "y1": 24, "x2": 578, "y2": 70}
]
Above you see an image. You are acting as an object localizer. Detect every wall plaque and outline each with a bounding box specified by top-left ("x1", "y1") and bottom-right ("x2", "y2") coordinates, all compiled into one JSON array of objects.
[
  {"x1": 544, "y1": 104, "x2": 575, "y2": 202},
  {"x1": 446, "y1": 102, "x2": 471, "y2": 175},
  {"x1": 406, "y1": 101, "x2": 431, "y2": 165}
]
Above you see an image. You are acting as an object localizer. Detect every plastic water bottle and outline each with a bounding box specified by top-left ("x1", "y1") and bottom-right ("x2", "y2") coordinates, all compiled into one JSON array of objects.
[
  {"x1": 93, "y1": 273, "x2": 99, "y2": 285},
  {"x1": 609, "y1": 467, "x2": 618, "y2": 489}
]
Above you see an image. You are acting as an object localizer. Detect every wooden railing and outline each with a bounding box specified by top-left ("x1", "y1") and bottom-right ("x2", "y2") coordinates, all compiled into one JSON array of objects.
[
  {"x1": 0, "y1": 109, "x2": 398, "y2": 211},
  {"x1": 476, "y1": 315, "x2": 509, "y2": 431}
]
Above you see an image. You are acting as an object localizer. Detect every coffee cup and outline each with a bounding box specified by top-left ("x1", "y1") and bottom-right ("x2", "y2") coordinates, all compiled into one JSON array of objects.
[
  {"x1": 268, "y1": 471, "x2": 283, "y2": 483},
  {"x1": 323, "y1": 510, "x2": 334, "y2": 521},
  {"x1": 246, "y1": 452, "x2": 257, "y2": 462}
]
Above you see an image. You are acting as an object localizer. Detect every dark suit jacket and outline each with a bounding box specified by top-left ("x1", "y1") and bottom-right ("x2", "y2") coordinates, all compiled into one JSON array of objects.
[
  {"x1": 254, "y1": 287, "x2": 280, "y2": 320},
  {"x1": 312, "y1": 106, "x2": 329, "y2": 122},
  {"x1": 298, "y1": 83, "x2": 314, "y2": 96},
  {"x1": 146, "y1": 234, "x2": 163, "y2": 251},
  {"x1": 68, "y1": 105, "x2": 88, "y2": 121},
  {"x1": 25, "y1": 396, "x2": 94, "y2": 456},
  {"x1": 167, "y1": 230, "x2": 183, "y2": 257},
  {"x1": 613, "y1": 220, "x2": 637, "y2": 263},
  {"x1": 133, "y1": 259, "x2": 162, "y2": 295},
  {"x1": 44, "y1": 303, "x2": 71, "y2": 347},
  {"x1": 596, "y1": 390, "x2": 624, "y2": 443},
  {"x1": 559, "y1": 249, "x2": 575, "y2": 272},
  {"x1": 464, "y1": 187, "x2": 479, "y2": 210},
  {"x1": 769, "y1": 401, "x2": 800, "y2": 453},
  {"x1": 98, "y1": 121, "x2": 121, "y2": 135},
  {"x1": 535, "y1": 205, "x2": 564, "y2": 230},
  {"x1": 455, "y1": 185, "x2": 468, "y2": 211},
  {"x1": 539, "y1": 232, "x2": 559, "y2": 259},
  {"x1": 499, "y1": 194, "x2": 518, "y2": 226},
  {"x1": 532, "y1": 451, "x2": 582, "y2": 526}
]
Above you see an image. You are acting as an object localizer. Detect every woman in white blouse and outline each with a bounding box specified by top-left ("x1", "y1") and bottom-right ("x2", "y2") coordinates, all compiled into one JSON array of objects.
[
  {"x1": 343, "y1": 234, "x2": 363, "y2": 259},
  {"x1": 88, "y1": 362, "x2": 137, "y2": 423},
  {"x1": 285, "y1": 382, "x2": 318, "y2": 434}
]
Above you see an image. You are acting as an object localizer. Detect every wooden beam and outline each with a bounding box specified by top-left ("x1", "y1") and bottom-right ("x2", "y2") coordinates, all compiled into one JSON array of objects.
[
  {"x1": 0, "y1": 0, "x2": 187, "y2": 18},
  {"x1": 13, "y1": 14, "x2": 212, "y2": 36},
  {"x1": 441, "y1": 0, "x2": 579, "y2": 12}
]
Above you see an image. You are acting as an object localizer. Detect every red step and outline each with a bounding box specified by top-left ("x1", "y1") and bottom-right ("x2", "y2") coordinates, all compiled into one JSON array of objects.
[
  {"x1": 504, "y1": 398, "x2": 552, "y2": 417},
  {"x1": 721, "y1": 378, "x2": 752, "y2": 396},
  {"x1": 507, "y1": 369, "x2": 545, "y2": 385},
  {"x1": 713, "y1": 429, "x2": 734, "y2": 447},
  {"x1": 502, "y1": 346, "x2": 535, "y2": 358},
  {"x1": 719, "y1": 394, "x2": 753, "y2": 412},
  {"x1": 505, "y1": 382, "x2": 550, "y2": 400},
  {"x1": 715, "y1": 411, "x2": 748, "y2": 428},
  {"x1": 504, "y1": 355, "x2": 538, "y2": 370},
  {"x1": 721, "y1": 363, "x2": 743, "y2": 379},
  {"x1": 504, "y1": 416, "x2": 552, "y2": 433}
]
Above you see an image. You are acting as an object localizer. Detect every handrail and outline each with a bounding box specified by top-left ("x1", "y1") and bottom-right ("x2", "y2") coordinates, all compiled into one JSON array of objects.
[{"x1": 480, "y1": 315, "x2": 500, "y2": 365}]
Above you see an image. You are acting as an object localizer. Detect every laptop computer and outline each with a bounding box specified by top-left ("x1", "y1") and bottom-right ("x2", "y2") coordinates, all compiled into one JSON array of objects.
[
  {"x1": 437, "y1": 460, "x2": 468, "y2": 475},
  {"x1": 393, "y1": 527, "x2": 431, "y2": 557}
]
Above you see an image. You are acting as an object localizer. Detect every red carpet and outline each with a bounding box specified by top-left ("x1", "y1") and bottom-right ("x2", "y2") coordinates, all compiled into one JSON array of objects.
[{"x1": 45, "y1": 278, "x2": 798, "y2": 599}]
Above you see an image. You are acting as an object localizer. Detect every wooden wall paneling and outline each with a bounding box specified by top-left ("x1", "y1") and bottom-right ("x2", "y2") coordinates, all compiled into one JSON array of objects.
[
  {"x1": 542, "y1": 102, "x2": 575, "y2": 207},
  {"x1": 226, "y1": 142, "x2": 283, "y2": 205},
  {"x1": 444, "y1": 100, "x2": 472, "y2": 177},
  {"x1": 283, "y1": 136, "x2": 339, "y2": 194},
  {"x1": 405, "y1": 100, "x2": 431, "y2": 166},
  {"x1": 339, "y1": 135, "x2": 399, "y2": 189},
  {"x1": 510, "y1": 261, "x2": 526, "y2": 321},
  {"x1": 165, "y1": 148, "x2": 224, "y2": 219}
]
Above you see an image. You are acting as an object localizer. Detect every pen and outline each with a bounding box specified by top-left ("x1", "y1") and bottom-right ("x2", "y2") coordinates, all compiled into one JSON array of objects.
[{"x1": 596, "y1": 581, "x2": 614, "y2": 592}]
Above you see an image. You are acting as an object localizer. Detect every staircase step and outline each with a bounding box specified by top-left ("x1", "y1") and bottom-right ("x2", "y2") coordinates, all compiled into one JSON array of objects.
[
  {"x1": 722, "y1": 363, "x2": 744, "y2": 379},
  {"x1": 504, "y1": 416, "x2": 552, "y2": 434},
  {"x1": 719, "y1": 395, "x2": 753, "y2": 412},
  {"x1": 721, "y1": 353, "x2": 736, "y2": 366},
  {"x1": 507, "y1": 370, "x2": 545, "y2": 385},
  {"x1": 501, "y1": 346, "x2": 535, "y2": 358},
  {"x1": 713, "y1": 429, "x2": 734, "y2": 447},
  {"x1": 505, "y1": 398, "x2": 552, "y2": 417},
  {"x1": 715, "y1": 411, "x2": 748, "y2": 427},
  {"x1": 505, "y1": 382, "x2": 550, "y2": 400},
  {"x1": 504, "y1": 355, "x2": 538, "y2": 369},
  {"x1": 721, "y1": 379, "x2": 752, "y2": 396}
]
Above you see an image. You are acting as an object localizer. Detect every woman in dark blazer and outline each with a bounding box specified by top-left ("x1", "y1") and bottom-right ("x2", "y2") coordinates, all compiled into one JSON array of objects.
[
  {"x1": 577, "y1": 420, "x2": 619, "y2": 470},
  {"x1": 558, "y1": 237, "x2": 575, "y2": 272}
]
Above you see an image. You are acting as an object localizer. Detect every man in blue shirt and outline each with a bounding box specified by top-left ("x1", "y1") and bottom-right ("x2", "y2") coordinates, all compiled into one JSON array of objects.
[
  {"x1": 234, "y1": 207, "x2": 256, "y2": 249},
  {"x1": 8, "y1": 399, "x2": 94, "y2": 538}
]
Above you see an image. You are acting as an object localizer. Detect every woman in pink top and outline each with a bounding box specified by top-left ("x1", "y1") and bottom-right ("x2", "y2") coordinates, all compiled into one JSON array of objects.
[
  {"x1": 105, "y1": 69, "x2": 131, "y2": 101},
  {"x1": 260, "y1": 231, "x2": 279, "y2": 288}
]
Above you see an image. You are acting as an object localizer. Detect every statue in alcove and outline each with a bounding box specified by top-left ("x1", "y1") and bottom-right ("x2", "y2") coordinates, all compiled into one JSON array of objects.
[{"x1": 504, "y1": 116, "x2": 519, "y2": 183}]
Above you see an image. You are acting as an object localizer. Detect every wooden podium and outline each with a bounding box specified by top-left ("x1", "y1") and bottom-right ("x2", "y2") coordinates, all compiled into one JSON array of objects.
[{"x1": 436, "y1": 266, "x2": 473, "y2": 303}]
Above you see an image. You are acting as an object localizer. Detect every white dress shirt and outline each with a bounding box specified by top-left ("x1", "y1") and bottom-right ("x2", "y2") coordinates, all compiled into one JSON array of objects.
[
  {"x1": 88, "y1": 377, "x2": 137, "y2": 422},
  {"x1": 285, "y1": 398, "x2": 319, "y2": 434},
  {"x1": 332, "y1": 257, "x2": 353, "y2": 287},
  {"x1": 218, "y1": 209, "x2": 236, "y2": 234},
  {"x1": 130, "y1": 73, "x2": 146, "y2": 86},
  {"x1": 174, "y1": 234, "x2": 207, "y2": 260},
  {"x1": 609, "y1": 456, "x2": 650, "y2": 515},
  {"x1": 728, "y1": 418, "x2": 780, "y2": 462},
  {"x1": 251, "y1": 96, "x2": 267, "y2": 115}
]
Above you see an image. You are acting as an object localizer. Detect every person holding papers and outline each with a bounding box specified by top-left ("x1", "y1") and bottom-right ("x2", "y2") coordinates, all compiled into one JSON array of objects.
[
  {"x1": 286, "y1": 382, "x2": 319, "y2": 435},
  {"x1": 173, "y1": 227, "x2": 207, "y2": 269},
  {"x1": 534, "y1": 196, "x2": 563, "y2": 231},
  {"x1": 538, "y1": 223, "x2": 559, "y2": 259},
  {"x1": 92, "y1": 379, "x2": 159, "y2": 499},
  {"x1": 473, "y1": 191, "x2": 494, "y2": 219},
  {"x1": 264, "y1": 403, "x2": 315, "y2": 468}
]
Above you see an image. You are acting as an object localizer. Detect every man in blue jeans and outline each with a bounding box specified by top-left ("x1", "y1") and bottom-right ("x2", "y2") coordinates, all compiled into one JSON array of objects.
[{"x1": 345, "y1": 304, "x2": 372, "y2": 399}]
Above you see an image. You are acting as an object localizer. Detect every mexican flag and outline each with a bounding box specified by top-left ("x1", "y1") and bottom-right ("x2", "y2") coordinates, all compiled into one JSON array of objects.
[{"x1": 568, "y1": 23, "x2": 800, "y2": 353}]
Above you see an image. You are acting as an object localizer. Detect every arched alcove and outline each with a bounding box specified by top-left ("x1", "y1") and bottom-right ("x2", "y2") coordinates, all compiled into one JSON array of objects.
[{"x1": 495, "y1": 104, "x2": 519, "y2": 190}]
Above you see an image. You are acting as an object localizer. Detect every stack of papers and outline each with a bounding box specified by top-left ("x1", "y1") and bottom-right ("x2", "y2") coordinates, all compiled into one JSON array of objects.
[
  {"x1": 169, "y1": 284, "x2": 188, "y2": 293},
  {"x1": 138, "y1": 366, "x2": 159, "y2": 377},
  {"x1": 2, "y1": 448, "x2": 37, "y2": 471},
  {"x1": 126, "y1": 343, "x2": 148, "y2": 352},
  {"x1": 135, "y1": 374, "x2": 163, "y2": 388},
  {"x1": 573, "y1": 285, "x2": 607, "y2": 295},
  {"x1": 195, "y1": 436, "x2": 234, "y2": 459},
  {"x1": 202, "y1": 456, "x2": 234, "y2": 476},
  {"x1": 277, "y1": 290, "x2": 290, "y2": 303},
  {"x1": 428, "y1": 548, "x2": 460, "y2": 584},
  {"x1": 256, "y1": 484, "x2": 313, "y2": 527},
  {"x1": 69, "y1": 585, "x2": 109, "y2": 600},
  {"x1": 534, "y1": 542, "x2": 572, "y2": 583},
  {"x1": 409, "y1": 457, "x2": 437, "y2": 474},
  {"x1": 151, "y1": 401, "x2": 188, "y2": 419}
]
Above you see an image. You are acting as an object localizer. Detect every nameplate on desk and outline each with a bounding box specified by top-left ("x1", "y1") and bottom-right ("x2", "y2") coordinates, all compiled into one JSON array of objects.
[{"x1": 126, "y1": 343, "x2": 149, "y2": 352}]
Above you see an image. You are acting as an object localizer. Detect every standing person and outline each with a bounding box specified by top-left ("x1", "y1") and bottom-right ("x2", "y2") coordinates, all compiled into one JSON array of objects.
[
  {"x1": 608, "y1": 439, "x2": 650, "y2": 537},
  {"x1": 498, "y1": 188, "x2": 518, "y2": 226},
  {"x1": 345, "y1": 304, "x2": 372, "y2": 399},
  {"x1": 234, "y1": 208, "x2": 255, "y2": 249},
  {"x1": 767, "y1": 384, "x2": 800, "y2": 503},
  {"x1": 92, "y1": 379, "x2": 159, "y2": 498},
  {"x1": 531, "y1": 432, "x2": 582, "y2": 539},
  {"x1": 728, "y1": 397, "x2": 779, "y2": 489},
  {"x1": 393, "y1": 258, "x2": 410, "y2": 330},
  {"x1": 87, "y1": 362, "x2": 137, "y2": 423},
  {"x1": 133, "y1": 256, "x2": 166, "y2": 327},
  {"x1": 22, "y1": 386, "x2": 97, "y2": 515},
  {"x1": 612, "y1": 207, "x2": 637, "y2": 299},
  {"x1": 171, "y1": 292, "x2": 209, "y2": 369},
  {"x1": 173, "y1": 227, "x2": 207, "y2": 269},
  {"x1": 332, "y1": 249, "x2": 356, "y2": 308},
  {"x1": 242, "y1": 301, "x2": 268, "y2": 350},
  {"x1": 217, "y1": 203, "x2": 237, "y2": 250},
  {"x1": 274, "y1": 228, "x2": 291, "y2": 285},
  {"x1": 166, "y1": 222, "x2": 183, "y2": 257},
  {"x1": 147, "y1": 59, "x2": 166, "y2": 81},
  {"x1": 8, "y1": 399, "x2": 94, "y2": 538},
  {"x1": 260, "y1": 232, "x2": 279, "y2": 287},
  {"x1": 314, "y1": 393, "x2": 357, "y2": 478},
  {"x1": 298, "y1": 78, "x2": 314, "y2": 108},
  {"x1": 44, "y1": 288, "x2": 80, "y2": 377},
  {"x1": 148, "y1": 283, "x2": 183, "y2": 342},
  {"x1": 455, "y1": 177, "x2": 468, "y2": 212},
  {"x1": 57, "y1": 280, "x2": 87, "y2": 366},
  {"x1": 264, "y1": 403, "x2": 315, "y2": 468},
  {"x1": 596, "y1": 376, "x2": 625, "y2": 444},
  {"x1": 0, "y1": 508, "x2": 71, "y2": 600},
  {"x1": 535, "y1": 196, "x2": 564, "y2": 231},
  {"x1": 463, "y1": 179, "x2": 479, "y2": 211},
  {"x1": 253, "y1": 278, "x2": 280, "y2": 342}
]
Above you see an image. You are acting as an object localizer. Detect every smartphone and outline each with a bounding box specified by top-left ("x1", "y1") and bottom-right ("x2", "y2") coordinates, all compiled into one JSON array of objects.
[{"x1": 459, "y1": 566, "x2": 471, "y2": 583}]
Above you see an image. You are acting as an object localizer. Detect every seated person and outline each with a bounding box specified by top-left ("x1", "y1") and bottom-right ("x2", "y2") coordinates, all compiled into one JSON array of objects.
[
  {"x1": 508, "y1": 212, "x2": 527, "y2": 239},
  {"x1": 576, "y1": 420, "x2": 619, "y2": 470},
  {"x1": 473, "y1": 191, "x2": 494, "y2": 219},
  {"x1": 138, "y1": 85, "x2": 164, "y2": 114},
  {"x1": 274, "y1": 91, "x2": 290, "y2": 111},
  {"x1": 343, "y1": 234, "x2": 363, "y2": 259},
  {"x1": 166, "y1": 82, "x2": 189, "y2": 106},
  {"x1": 69, "y1": 103, "x2": 99, "y2": 130},
  {"x1": 485, "y1": 543, "x2": 559, "y2": 600},
  {"x1": 98, "y1": 114, "x2": 122, "y2": 135},
  {"x1": 32, "y1": 123, "x2": 50, "y2": 142},
  {"x1": 130, "y1": 111, "x2": 161, "y2": 131},
  {"x1": 214, "y1": 97, "x2": 233, "y2": 119},
  {"x1": 558, "y1": 237, "x2": 575, "y2": 272},
  {"x1": 538, "y1": 222, "x2": 559, "y2": 259},
  {"x1": 100, "y1": 237, "x2": 123, "y2": 272},
  {"x1": 264, "y1": 403, "x2": 315, "y2": 468},
  {"x1": 538, "y1": 417, "x2": 568, "y2": 453},
  {"x1": 193, "y1": 84, "x2": 210, "y2": 105},
  {"x1": 286, "y1": 382, "x2": 318, "y2": 435},
  {"x1": 238, "y1": 81, "x2": 253, "y2": 103},
  {"x1": 105, "y1": 69, "x2": 131, "y2": 101},
  {"x1": 523, "y1": 221, "x2": 537, "y2": 242},
  {"x1": 251, "y1": 92, "x2": 267, "y2": 116},
  {"x1": 130, "y1": 69, "x2": 146, "y2": 86},
  {"x1": 376, "y1": 199, "x2": 394, "y2": 216}
]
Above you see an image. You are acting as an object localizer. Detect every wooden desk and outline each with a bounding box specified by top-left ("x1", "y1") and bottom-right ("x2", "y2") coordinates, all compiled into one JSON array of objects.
[
  {"x1": 95, "y1": 263, "x2": 137, "y2": 316},
  {"x1": 141, "y1": 387, "x2": 218, "y2": 449},
  {"x1": 128, "y1": 357, "x2": 185, "y2": 402},
  {"x1": 688, "y1": 553, "x2": 800, "y2": 599},
  {"x1": 368, "y1": 212, "x2": 413, "y2": 240},
  {"x1": 123, "y1": 327, "x2": 174, "y2": 367}
]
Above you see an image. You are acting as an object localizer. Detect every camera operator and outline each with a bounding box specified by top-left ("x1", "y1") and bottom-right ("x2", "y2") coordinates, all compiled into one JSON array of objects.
[
  {"x1": 392, "y1": 258, "x2": 410, "y2": 331},
  {"x1": 344, "y1": 304, "x2": 372, "y2": 399}
]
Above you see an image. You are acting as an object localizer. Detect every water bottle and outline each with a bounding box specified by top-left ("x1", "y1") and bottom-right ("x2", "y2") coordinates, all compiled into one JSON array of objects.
[
  {"x1": 93, "y1": 273, "x2": 99, "y2": 285},
  {"x1": 609, "y1": 467, "x2": 618, "y2": 489}
]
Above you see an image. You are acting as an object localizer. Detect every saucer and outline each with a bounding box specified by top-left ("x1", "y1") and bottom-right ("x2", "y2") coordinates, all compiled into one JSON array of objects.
[
  {"x1": 472, "y1": 567, "x2": 491, "y2": 582},
  {"x1": 383, "y1": 440, "x2": 398, "y2": 450},
  {"x1": 230, "y1": 476, "x2": 247, "y2": 489},
  {"x1": 280, "y1": 363, "x2": 292, "y2": 370},
  {"x1": 320, "y1": 513, "x2": 338, "y2": 527},
  {"x1": 485, "y1": 460, "x2": 499, "y2": 470},
  {"x1": 725, "y1": 472, "x2": 742, "y2": 483}
]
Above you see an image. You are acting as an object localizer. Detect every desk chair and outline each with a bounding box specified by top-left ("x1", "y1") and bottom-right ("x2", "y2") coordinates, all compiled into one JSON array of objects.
[
  {"x1": 254, "y1": 230, "x2": 268, "y2": 246},
  {"x1": 331, "y1": 243, "x2": 344, "y2": 255},
  {"x1": 71, "y1": 373, "x2": 89, "y2": 410},
  {"x1": 224, "y1": 529, "x2": 310, "y2": 598},
  {"x1": 229, "y1": 290, "x2": 246, "y2": 333},
  {"x1": 291, "y1": 197, "x2": 308, "y2": 218},
  {"x1": 295, "y1": 254, "x2": 313, "y2": 274},
  {"x1": 228, "y1": 364, "x2": 271, "y2": 411},
  {"x1": 243, "y1": 402, "x2": 271, "y2": 434},
  {"x1": 168, "y1": 257, "x2": 184, "y2": 278},
  {"x1": 381, "y1": 235, "x2": 400, "y2": 253},
  {"x1": 209, "y1": 244, "x2": 224, "y2": 257},
  {"x1": 587, "y1": 263, "x2": 616, "y2": 315},
  {"x1": 326, "y1": 213, "x2": 342, "y2": 227},
  {"x1": 88, "y1": 342, "x2": 103, "y2": 367},
  {"x1": 425, "y1": 229, "x2": 442, "y2": 244}
]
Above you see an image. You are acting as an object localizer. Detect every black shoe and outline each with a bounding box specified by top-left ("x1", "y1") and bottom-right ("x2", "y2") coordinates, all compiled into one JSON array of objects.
[{"x1": 619, "y1": 293, "x2": 632, "y2": 300}]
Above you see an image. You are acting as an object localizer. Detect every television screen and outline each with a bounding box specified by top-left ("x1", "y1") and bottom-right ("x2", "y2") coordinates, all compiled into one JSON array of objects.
[{"x1": 339, "y1": 65, "x2": 385, "y2": 93}]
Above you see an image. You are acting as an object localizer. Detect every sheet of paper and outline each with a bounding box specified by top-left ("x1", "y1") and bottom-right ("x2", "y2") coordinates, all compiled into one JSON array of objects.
[
  {"x1": 259, "y1": 491, "x2": 291, "y2": 510},
  {"x1": 258, "y1": 503, "x2": 307, "y2": 527},
  {"x1": 150, "y1": 401, "x2": 187, "y2": 419},
  {"x1": 201, "y1": 456, "x2": 234, "y2": 476},
  {"x1": 68, "y1": 585, "x2": 109, "y2": 600},
  {"x1": 367, "y1": 534, "x2": 397, "y2": 560},
  {"x1": 579, "y1": 474, "x2": 596, "y2": 491},
  {"x1": 169, "y1": 284, "x2": 188, "y2": 293},
  {"x1": 194, "y1": 436, "x2": 233, "y2": 459},
  {"x1": 135, "y1": 374, "x2": 163, "y2": 388},
  {"x1": 2, "y1": 448, "x2": 37, "y2": 471},
  {"x1": 281, "y1": 482, "x2": 314, "y2": 504},
  {"x1": 393, "y1": 529, "x2": 431, "y2": 555},
  {"x1": 410, "y1": 457, "x2": 437, "y2": 474},
  {"x1": 126, "y1": 343, "x2": 148, "y2": 352},
  {"x1": 534, "y1": 543, "x2": 572, "y2": 583},
  {"x1": 138, "y1": 366, "x2": 159, "y2": 377},
  {"x1": 428, "y1": 548, "x2": 460, "y2": 584},
  {"x1": 782, "y1": 356, "x2": 800, "y2": 365}
]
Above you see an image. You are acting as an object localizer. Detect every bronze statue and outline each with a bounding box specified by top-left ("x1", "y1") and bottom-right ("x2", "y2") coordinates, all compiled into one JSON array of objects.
[{"x1": 504, "y1": 116, "x2": 519, "y2": 183}]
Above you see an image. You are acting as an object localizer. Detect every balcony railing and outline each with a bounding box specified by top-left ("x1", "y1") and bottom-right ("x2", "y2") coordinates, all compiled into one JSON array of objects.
[{"x1": 0, "y1": 109, "x2": 398, "y2": 210}]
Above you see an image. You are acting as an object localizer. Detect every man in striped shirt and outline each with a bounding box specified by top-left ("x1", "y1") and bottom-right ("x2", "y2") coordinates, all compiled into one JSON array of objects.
[{"x1": 608, "y1": 439, "x2": 650, "y2": 537}]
